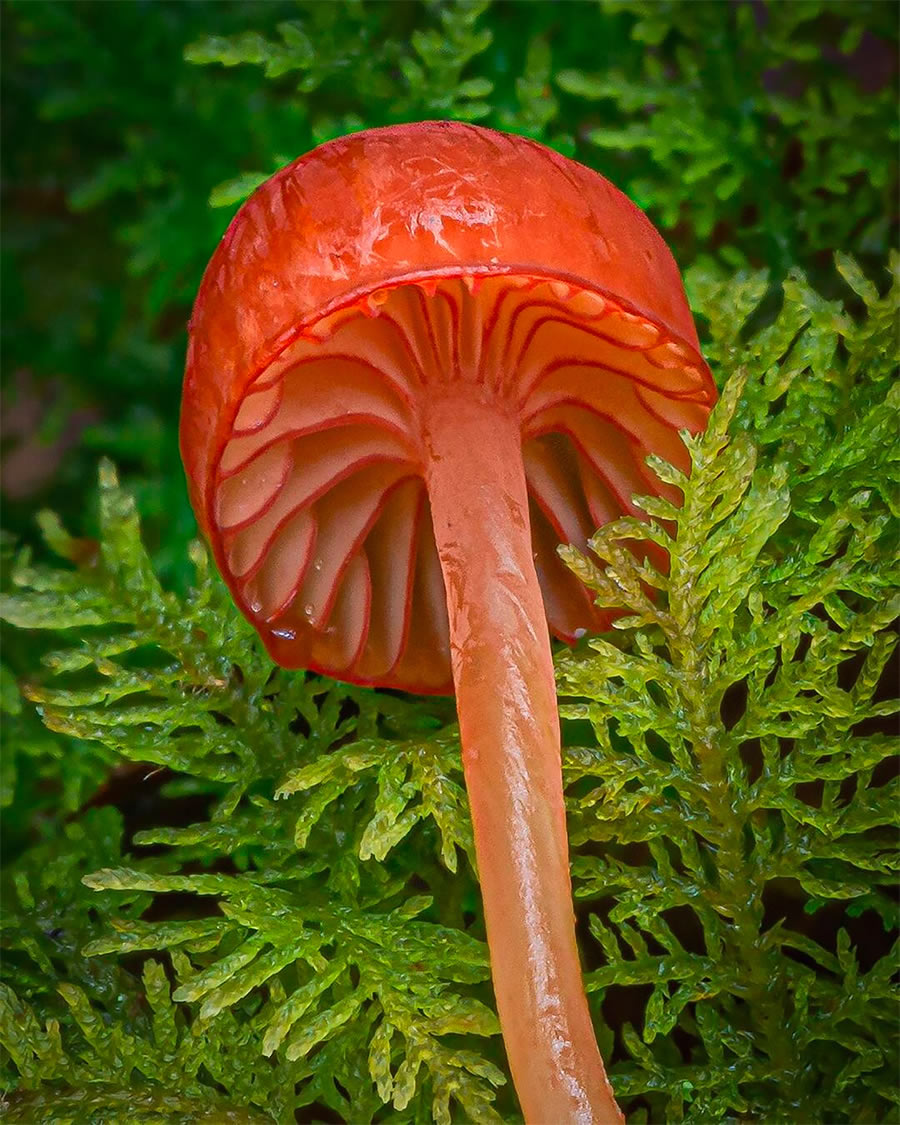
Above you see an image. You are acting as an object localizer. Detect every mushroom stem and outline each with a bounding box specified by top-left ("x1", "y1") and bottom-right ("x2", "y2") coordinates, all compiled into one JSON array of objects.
[{"x1": 422, "y1": 393, "x2": 623, "y2": 1125}]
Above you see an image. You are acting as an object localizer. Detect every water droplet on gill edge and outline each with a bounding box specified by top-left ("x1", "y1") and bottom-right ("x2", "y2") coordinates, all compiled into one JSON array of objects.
[
  {"x1": 304, "y1": 604, "x2": 314, "y2": 617},
  {"x1": 272, "y1": 626, "x2": 296, "y2": 641},
  {"x1": 313, "y1": 558, "x2": 323, "y2": 571}
]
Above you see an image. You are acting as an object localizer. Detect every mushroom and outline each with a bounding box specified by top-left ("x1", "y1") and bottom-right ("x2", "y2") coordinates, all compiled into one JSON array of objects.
[{"x1": 181, "y1": 121, "x2": 716, "y2": 1124}]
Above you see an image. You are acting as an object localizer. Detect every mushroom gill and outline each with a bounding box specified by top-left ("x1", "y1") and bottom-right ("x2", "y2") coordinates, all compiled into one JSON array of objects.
[{"x1": 212, "y1": 274, "x2": 710, "y2": 692}]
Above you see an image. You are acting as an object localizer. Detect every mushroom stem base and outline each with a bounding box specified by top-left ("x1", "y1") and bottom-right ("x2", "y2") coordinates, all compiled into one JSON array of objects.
[{"x1": 422, "y1": 393, "x2": 623, "y2": 1125}]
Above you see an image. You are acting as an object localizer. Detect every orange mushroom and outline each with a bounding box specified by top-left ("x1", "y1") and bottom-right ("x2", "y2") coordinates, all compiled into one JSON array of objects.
[{"x1": 181, "y1": 121, "x2": 716, "y2": 1124}]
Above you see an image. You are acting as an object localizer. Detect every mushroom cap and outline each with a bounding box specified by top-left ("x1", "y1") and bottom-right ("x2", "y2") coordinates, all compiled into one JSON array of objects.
[{"x1": 182, "y1": 121, "x2": 715, "y2": 692}]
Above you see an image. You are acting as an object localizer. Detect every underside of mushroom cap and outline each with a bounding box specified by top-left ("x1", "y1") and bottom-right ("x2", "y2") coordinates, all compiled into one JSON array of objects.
[{"x1": 210, "y1": 272, "x2": 713, "y2": 693}]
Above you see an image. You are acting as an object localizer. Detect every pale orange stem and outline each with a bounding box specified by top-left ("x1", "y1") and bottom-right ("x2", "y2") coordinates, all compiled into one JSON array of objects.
[{"x1": 422, "y1": 393, "x2": 623, "y2": 1125}]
